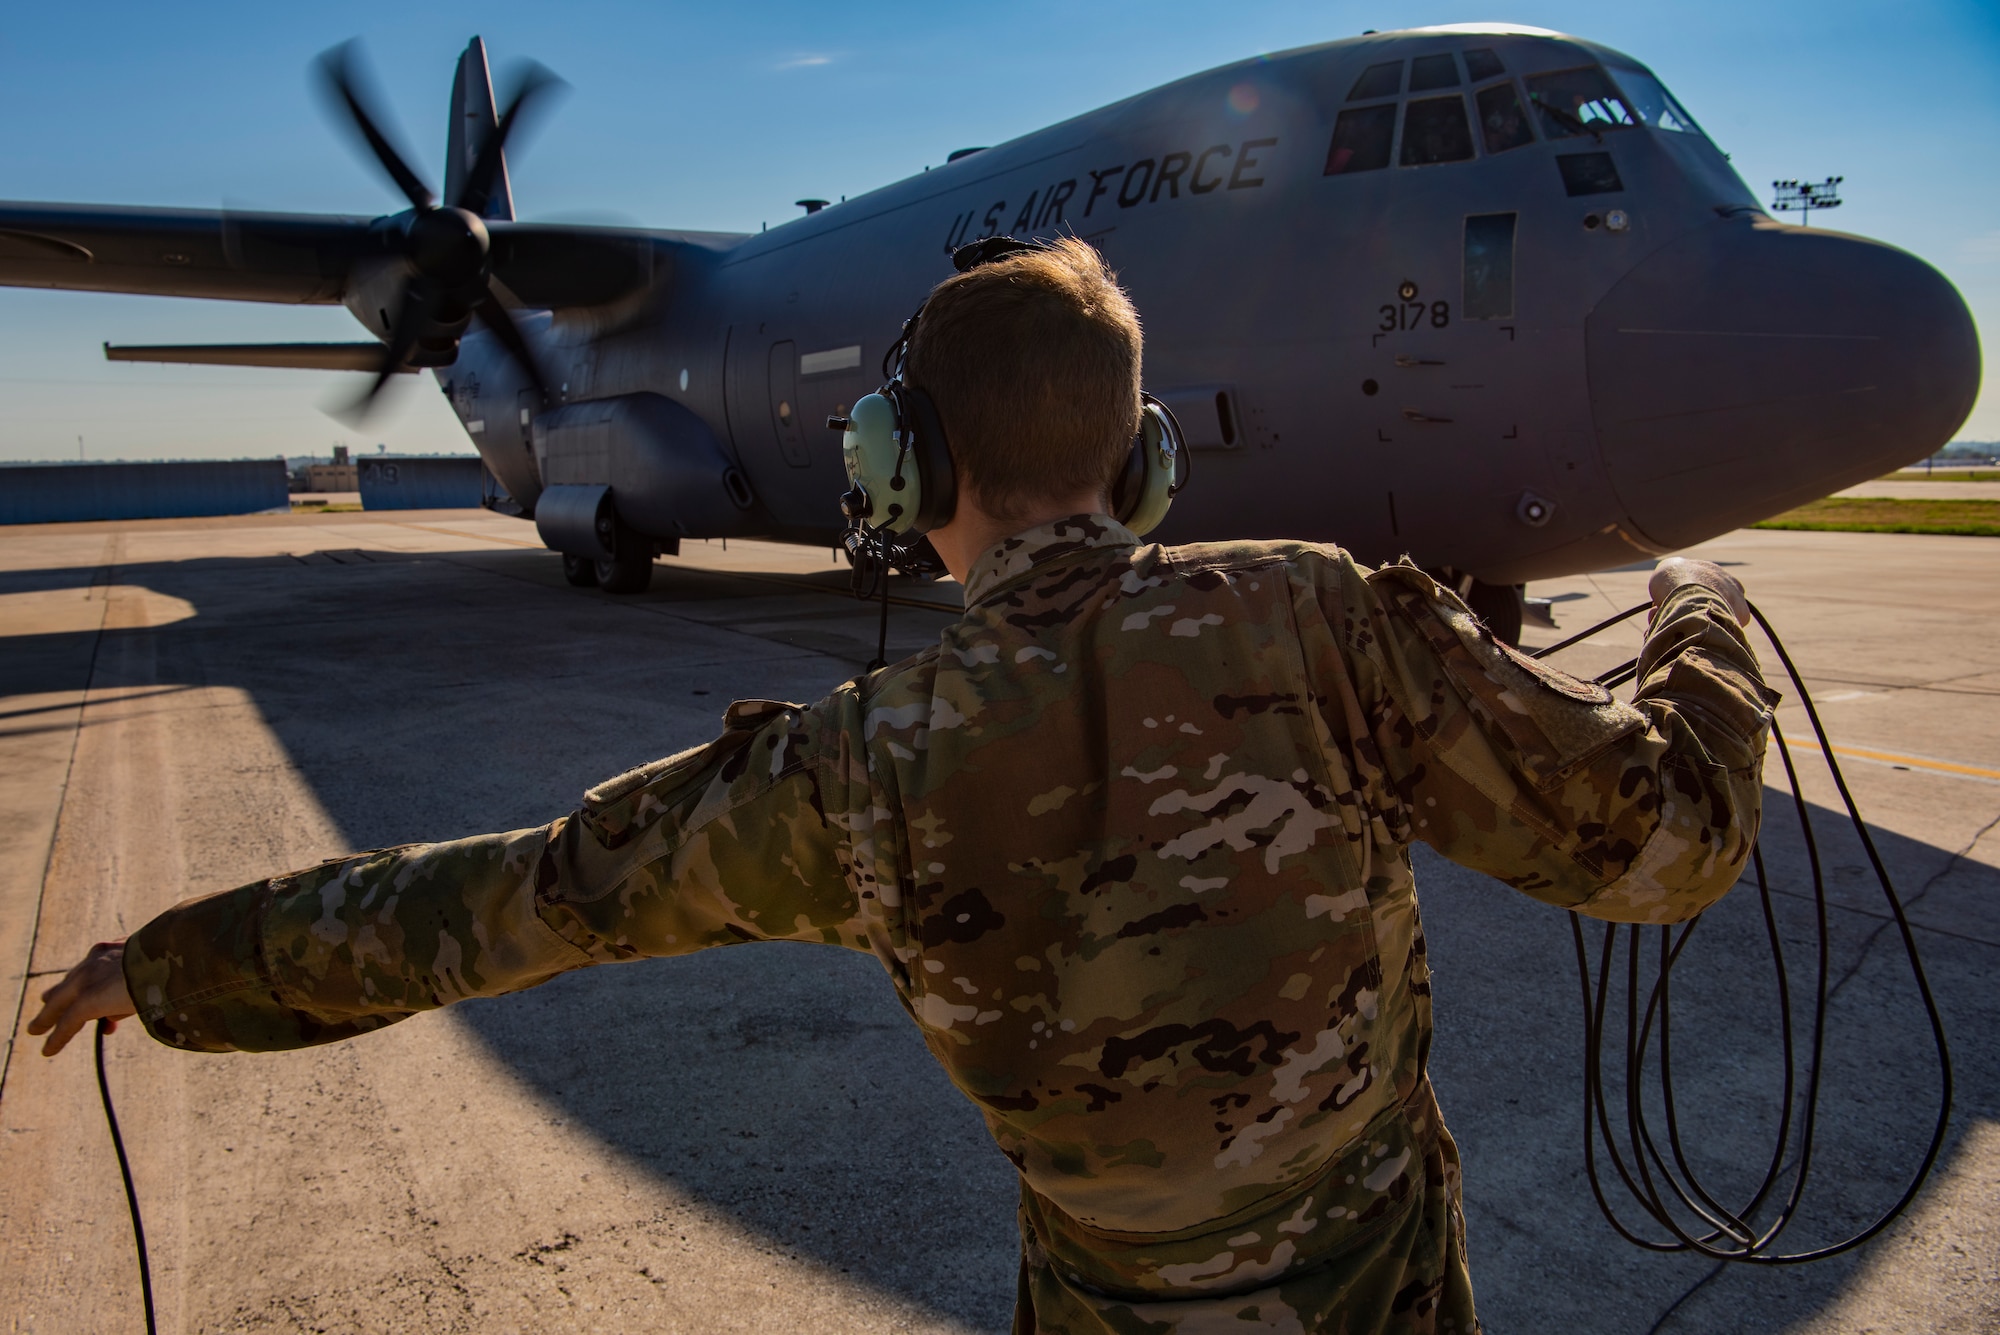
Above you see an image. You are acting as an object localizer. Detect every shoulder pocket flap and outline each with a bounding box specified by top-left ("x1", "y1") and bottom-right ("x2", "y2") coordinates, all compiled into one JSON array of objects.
[
  {"x1": 725, "y1": 697, "x2": 806, "y2": 729},
  {"x1": 582, "y1": 700, "x2": 810, "y2": 850},
  {"x1": 1377, "y1": 570, "x2": 1646, "y2": 789},
  {"x1": 583, "y1": 736, "x2": 749, "y2": 850}
]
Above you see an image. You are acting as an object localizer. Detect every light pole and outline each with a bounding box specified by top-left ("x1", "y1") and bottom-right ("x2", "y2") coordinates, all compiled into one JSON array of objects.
[{"x1": 1771, "y1": 177, "x2": 1844, "y2": 227}]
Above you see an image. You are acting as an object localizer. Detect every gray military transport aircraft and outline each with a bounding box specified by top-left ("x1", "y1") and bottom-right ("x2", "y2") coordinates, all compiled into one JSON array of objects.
[{"x1": 0, "y1": 23, "x2": 1981, "y2": 640}]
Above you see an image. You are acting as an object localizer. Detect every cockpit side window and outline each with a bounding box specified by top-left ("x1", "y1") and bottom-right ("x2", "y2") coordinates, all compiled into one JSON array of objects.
[
  {"x1": 1348, "y1": 61, "x2": 1403, "y2": 101},
  {"x1": 1475, "y1": 82, "x2": 1536, "y2": 154},
  {"x1": 1401, "y1": 95, "x2": 1475, "y2": 166},
  {"x1": 1525, "y1": 67, "x2": 1638, "y2": 139},
  {"x1": 1409, "y1": 53, "x2": 1460, "y2": 92},
  {"x1": 1325, "y1": 103, "x2": 1398, "y2": 175},
  {"x1": 1610, "y1": 66, "x2": 1705, "y2": 136}
]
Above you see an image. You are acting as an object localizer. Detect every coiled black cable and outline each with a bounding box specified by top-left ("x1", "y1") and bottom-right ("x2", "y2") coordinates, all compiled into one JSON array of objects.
[
  {"x1": 82, "y1": 592, "x2": 1951, "y2": 1326},
  {"x1": 95, "y1": 1016, "x2": 157, "y2": 1333},
  {"x1": 1533, "y1": 598, "x2": 1952, "y2": 1263}
]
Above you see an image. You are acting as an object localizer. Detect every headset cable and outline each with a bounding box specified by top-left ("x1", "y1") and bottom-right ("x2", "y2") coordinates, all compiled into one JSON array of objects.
[
  {"x1": 96, "y1": 1016, "x2": 157, "y2": 1333},
  {"x1": 1533, "y1": 598, "x2": 1952, "y2": 1264}
]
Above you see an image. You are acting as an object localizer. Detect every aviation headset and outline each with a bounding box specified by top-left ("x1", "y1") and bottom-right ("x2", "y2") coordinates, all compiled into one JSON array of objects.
[{"x1": 828, "y1": 236, "x2": 1188, "y2": 543}]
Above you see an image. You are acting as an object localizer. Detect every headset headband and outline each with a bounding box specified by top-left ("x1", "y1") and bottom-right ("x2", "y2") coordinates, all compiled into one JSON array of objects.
[{"x1": 835, "y1": 236, "x2": 1186, "y2": 544}]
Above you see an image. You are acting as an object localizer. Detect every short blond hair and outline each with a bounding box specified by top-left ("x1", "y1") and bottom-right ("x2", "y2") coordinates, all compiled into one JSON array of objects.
[{"x1": 905, "y1": 237, "x2": 1142, "y2": 523}]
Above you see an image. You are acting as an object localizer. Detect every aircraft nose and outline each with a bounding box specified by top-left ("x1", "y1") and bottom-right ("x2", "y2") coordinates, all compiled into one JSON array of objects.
[{"x1": 1585, "y1": 216, "x2": 1981, "y2": 551}]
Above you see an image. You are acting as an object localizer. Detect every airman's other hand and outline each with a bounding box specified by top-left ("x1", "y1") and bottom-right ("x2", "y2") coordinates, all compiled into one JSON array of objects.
[
  {"x1": 26, "y1": 941, "x2": 135, "y2": 1057},
  {"x1": 1649, "y1": 558, "x2": 1749, "y2": 626}
]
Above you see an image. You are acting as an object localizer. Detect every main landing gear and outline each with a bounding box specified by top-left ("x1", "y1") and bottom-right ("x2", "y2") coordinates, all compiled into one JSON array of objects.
[
  {"x1": 593, "y1": 524, "x2": 654, "y2": 594},
  {"x1": 560, "y1": 512, "x2": 654, "y2": 595}
]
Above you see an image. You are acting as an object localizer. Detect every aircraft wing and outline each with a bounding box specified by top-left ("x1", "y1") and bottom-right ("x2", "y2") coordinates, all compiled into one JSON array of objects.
[
  {"x1": 103, "y1": 341, "x2": 410, "y2": 371},
  {"x1": 0, "y1": 202, "x2": 384, "y2": 303},
  {"x1": 0, "y1": 200, "x2": 701, "y2": 310}
]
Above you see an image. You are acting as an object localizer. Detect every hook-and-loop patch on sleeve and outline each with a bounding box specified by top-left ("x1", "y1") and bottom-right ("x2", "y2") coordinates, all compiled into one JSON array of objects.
[
  {"x1": 581, "y1": 698, "x2": 810, "y2": 853},
  {"x1": 1370, "y1": 566, "x2": 1646, "y2": 791}
]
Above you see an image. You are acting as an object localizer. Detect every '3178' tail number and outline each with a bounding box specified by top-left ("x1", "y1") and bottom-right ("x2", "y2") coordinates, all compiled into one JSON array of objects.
[
  {"x1": 1379, "y1": 300, "x2": 1449, "y2": 331},
  {"x1": 1378, "y1": 280, "x2": 1448, "y2": 332}
]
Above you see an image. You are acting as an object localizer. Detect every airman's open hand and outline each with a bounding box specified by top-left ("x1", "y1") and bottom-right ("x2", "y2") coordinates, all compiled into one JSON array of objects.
[{"x1": 26, "y1": 940, "x2": 135, "y2": 1057}]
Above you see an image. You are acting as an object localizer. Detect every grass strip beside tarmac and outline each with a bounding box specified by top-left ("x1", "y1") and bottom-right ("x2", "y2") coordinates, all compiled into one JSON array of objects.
[
  {"x1": 1882, "y1": 468, "x2": 2000, "y2": 482},
  {"x1": 1754, "y1": 496, "x2": 2000, "y2": 536}
]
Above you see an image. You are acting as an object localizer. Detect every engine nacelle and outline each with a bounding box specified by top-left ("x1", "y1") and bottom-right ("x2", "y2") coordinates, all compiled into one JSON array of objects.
[{"x1": 530, "y1": 392, "x2": 756, "y2": 550}]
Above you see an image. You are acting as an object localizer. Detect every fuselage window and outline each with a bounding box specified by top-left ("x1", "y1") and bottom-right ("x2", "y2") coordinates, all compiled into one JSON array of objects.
[
  {"x1": 1463, "y1": 48, "x2": 1505, "y2": 81},
  {"x1": 1463, "y1": 213, "x2": 1517, "y2": 320},
  {"x1": 1525, "y1": 67, "x2": 1638, "y2": 139},
  {"x1": 1609, "y1": 66, "x2": 1705, "y2": 135},
  {"x1": 1325, "y1": 103, "x2": 1398, "y2": 174},
  {"x1": 1475, "y1": 82, "x2": 1535, "y2": 154},
  {"x1": 1348, "y1": 61, "x2": 1403, "y2": 100},
  {"x1": 1401, "y1": 95, "x2": 1475, "y2": 166},
  {"x1": 1409, "y1": 53, "x2": 1460, "y2": 91}
]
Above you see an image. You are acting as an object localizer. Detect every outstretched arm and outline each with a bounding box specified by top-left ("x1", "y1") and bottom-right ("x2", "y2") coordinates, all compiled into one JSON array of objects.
[{"x1": 33, "y1": 698, "x2": 874, "y2": 1056}]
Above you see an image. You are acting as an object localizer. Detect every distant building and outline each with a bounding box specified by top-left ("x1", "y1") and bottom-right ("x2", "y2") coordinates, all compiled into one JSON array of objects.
[{"x1": 294, "y1": 444, "x2": 358, "y2": 492}]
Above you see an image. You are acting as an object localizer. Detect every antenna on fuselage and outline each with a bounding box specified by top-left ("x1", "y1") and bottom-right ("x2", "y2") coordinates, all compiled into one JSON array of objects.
[{"x1": 1770, "y1": 177, "x2": 1844, "y2": 226}]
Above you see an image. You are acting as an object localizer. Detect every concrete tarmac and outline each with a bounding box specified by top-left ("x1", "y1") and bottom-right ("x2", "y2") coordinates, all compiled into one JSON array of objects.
[{"x1": 1, "y1": 510, "x2": 1993, "y2": 1333}]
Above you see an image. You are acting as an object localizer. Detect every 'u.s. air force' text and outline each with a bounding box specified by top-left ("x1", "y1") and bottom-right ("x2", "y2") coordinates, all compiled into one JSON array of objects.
[{"x1": 942, "y1": 138, "x2": 1279, "y2": 252}]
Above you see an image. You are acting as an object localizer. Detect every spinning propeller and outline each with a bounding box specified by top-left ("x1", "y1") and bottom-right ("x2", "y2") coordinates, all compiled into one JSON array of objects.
[{"x1": 315, "y1": 41, "x2": 562, "y2": 420}]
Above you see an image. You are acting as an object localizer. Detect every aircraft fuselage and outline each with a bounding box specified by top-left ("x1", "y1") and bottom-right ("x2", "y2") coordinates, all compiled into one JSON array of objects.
[{"x1": 243, "y1": 27, "x2": 2000, "y2": 583}]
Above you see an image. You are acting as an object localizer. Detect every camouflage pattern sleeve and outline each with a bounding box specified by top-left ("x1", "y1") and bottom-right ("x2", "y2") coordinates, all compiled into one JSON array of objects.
[
  {"x1": 122, "y1": 698, "x2": 869, "y2": 1053},
  {"x1": 1300, "y1": 556, "x2": 1777, "y2": 924}
]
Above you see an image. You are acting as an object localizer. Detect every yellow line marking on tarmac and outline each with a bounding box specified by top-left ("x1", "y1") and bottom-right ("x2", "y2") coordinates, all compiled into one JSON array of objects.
[{"x1": 1784, "y1": 736, "x2": 2000, "y2": 785}]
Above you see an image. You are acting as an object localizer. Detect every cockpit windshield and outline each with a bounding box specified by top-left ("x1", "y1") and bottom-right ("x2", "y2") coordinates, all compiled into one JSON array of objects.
[
  {"x1": 1609, "y1": 66, "x2": 1705, "y2": 135},
  {"x1": 1525, "y1": 67, "x2": 1637, "y2": 138}
]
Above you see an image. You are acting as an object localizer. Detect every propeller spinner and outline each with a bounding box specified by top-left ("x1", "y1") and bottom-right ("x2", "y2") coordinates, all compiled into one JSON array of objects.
[{"x1": 314, "y1": 40, "x2": 562, "y2": 421}]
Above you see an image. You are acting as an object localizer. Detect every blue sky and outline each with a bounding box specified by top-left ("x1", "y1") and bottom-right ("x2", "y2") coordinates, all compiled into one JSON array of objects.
[{"x1": 1, "y1": 0, "x2": 1994, "y2": 461}]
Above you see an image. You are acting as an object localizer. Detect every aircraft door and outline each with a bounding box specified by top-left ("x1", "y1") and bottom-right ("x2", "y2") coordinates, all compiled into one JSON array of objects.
[
  {"x1": 1352, "y1": 204, "x2": 1620, "y2": 578},
  {"x1": 767, "y1": 341, "x2": 809, "y2": 467}
]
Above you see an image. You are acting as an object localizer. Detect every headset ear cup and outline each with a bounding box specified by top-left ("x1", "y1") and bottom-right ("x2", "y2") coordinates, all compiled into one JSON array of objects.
[
  {"x1": 1111, "y1": 432, "x2": 1148, "y2": 525},
  {"x1": 1118, "y1": 400, "x2": 1182, "y2": 536},
  {"x1": 899, "y1": 386, "x2": 957, "y2": 532},
  {"x1": 842, "y1": 392, "x2": 908, "y2": 528}
]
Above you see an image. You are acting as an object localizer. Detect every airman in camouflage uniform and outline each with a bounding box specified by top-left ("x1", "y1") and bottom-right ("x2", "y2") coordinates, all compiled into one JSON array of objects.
[{"x1": 109, "y1": 513, "x2": 1774, "y2": 1335}]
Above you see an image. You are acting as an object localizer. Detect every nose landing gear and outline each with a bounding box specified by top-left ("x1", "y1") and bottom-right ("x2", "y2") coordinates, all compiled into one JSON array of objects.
[
  {"x1": 1428, "y1": 567, "x2": 1525, "y2": 644},
  {"x1": 1463, "y1": 579, "x2": 1523, "y2": 646}
]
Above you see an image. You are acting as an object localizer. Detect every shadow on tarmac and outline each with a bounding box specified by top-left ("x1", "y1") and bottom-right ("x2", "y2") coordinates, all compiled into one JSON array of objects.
[{"x1": 6, "y1": 546, "x2": 1994, "y2": 1333}]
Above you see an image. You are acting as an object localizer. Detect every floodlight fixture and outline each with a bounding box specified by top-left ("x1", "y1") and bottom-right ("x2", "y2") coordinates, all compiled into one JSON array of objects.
[{"x1": 1770, "y1": 176, "x2": 1844, "y2": 227}]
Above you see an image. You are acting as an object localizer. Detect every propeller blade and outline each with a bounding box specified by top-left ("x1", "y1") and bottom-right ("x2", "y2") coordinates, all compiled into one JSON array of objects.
[
  {"x1": 315, "y1": 40, "x2": 437, "y2": 212},
  {"x1": 473, "y1": 290, "x2": 553, "y2": 405},
  {"x1": 333, "y1": 282, "x2": 427, "y2": 425},
  {"x1": 457, "y1": 61, "x2": 565, "y2": 217}
]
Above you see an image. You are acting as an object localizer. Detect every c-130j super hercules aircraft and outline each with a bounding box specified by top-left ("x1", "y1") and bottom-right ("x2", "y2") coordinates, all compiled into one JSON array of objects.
[{"x1": 0, "y1": 24, "x2": 1981, "y2": 640}]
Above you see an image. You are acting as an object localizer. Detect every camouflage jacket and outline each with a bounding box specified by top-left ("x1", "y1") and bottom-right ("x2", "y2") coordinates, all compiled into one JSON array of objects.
[{"x1": 126, "y1": 515, "x2": 1775, "y2": 1334}]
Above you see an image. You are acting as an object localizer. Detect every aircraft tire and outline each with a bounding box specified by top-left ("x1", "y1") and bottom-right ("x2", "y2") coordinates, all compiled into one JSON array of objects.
[
  {"x1": 561, "y1": 554, "x2": 599, "y2": 588},
  {"x1": 594, "y1": 525, "x2": 654, "y2": 595},
  {"x1": 1465, "y1": 580, "x2": 1524, "y2": 646}
]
